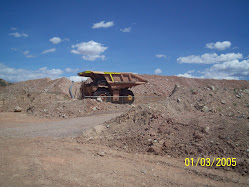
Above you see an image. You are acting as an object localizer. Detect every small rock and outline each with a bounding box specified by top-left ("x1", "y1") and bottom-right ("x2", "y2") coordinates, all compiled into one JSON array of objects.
[
  {"x1": 62, "y1": 114, "x2": 67, "y2": 118},
  {"x1": 208, "y1": 85, "x2": 215, "y2": 91},
  {"x1": 243, "y1": 89, "x2": 249, "y2": 94},
  {"x1": 147, "y1": 147, "x2": 156, "y2": 153},
  {"x1": 14, "y1": 106, "x2": 22, "y2": 112},
  {"x1": 106, "y1": 125, "x2": 110, "y2": 128},
  {"x1": 177, "y1": 98, "x2": 181, "y2": 103},
  {"x1": 211, "y1": 108, "x2": 217, "y2": 113},
  {"x1": 96, "y1": 97, "x2": 102, "y2": 102},
  {"x1": 201, "y1": 106, "x2": 209, "y2": 113},
  {"x1": 140, "y1": 170, "x2": 147, "y2": 174},
  {"x1": 236, "y1": 94, "x2": 241, "y2": 98},
  {"x1": 221, "y1": 100, "x2": 226, "y2": 104},
  {"x1": 97, "y1": 152, "x2": 105, "y2": 157},
  {"x1": 247, "y1": 149, "x2": 249, "y2": 152},
  {"x1": 205, "y1": 127, "x2": 210, "y2": 133},
  {"x1": 92, "y1": 106, "x2": 98, "y2": 111}
]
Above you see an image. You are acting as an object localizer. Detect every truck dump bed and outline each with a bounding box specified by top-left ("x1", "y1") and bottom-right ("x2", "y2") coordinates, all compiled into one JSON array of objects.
[{"x1": 78, "y1": 71, "x2": 148, "y2": 90}]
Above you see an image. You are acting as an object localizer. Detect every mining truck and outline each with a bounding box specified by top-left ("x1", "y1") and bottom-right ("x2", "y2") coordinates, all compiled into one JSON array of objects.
[{"x1": 77, "y1": 71, "x2": 148, "y2": 104}]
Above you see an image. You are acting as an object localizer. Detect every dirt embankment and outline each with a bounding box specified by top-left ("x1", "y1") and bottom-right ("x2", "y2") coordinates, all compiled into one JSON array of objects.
[
  {"x1": 132, "y1": 75, "x2": 249, "y2": 96},
  {"x1": 0, "y1": 77, "x2": 132, "y2": 118},
  {"x1": 0, "y1": 76, "x2": 248, "y2": 119},
  {"x1": 77, "y1": 85, "x2": 249, "y2": 175}
]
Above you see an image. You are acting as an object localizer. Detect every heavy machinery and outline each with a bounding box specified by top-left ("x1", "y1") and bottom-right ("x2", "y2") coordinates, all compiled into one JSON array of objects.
[{"x1": 77, "y1": 71, "x2": 148, "y2": 104}]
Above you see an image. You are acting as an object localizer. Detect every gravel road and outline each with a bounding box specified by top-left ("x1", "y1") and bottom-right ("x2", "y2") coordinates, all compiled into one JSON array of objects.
[{"x1": 0, "y1": 112, "x2": 122, "y2": 138}]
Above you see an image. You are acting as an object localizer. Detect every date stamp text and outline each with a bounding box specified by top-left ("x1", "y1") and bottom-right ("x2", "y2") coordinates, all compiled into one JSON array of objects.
[{"x1": 185, "y1": 158, "x2": 236, "y2": 167}]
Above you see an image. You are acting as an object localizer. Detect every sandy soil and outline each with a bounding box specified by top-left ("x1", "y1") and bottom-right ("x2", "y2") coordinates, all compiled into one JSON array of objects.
[
  {"x1": 0, "y1": 112, "x2": 122, "y2": 138},
  {"x1": 0, "y1": 76, "x2": 248, "y2": 186},
  {"x1": 0, "y1": 112, "x2": 248, "y2": 187}
]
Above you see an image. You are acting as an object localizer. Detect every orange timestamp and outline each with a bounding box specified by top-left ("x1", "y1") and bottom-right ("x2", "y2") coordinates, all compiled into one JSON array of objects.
[{"x1": 185, "y1": 157, "x2": 236, "y2": 167}]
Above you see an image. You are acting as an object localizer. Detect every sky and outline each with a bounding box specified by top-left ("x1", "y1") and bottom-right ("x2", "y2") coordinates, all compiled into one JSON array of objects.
[{"x1": 0, "y1": 0, "x2": 249, "y2": 82}]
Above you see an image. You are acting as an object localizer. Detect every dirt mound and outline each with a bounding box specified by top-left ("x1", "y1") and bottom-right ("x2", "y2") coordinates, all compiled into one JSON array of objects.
[
  {"x1": 0, "y1": 91, "x2": 131, "y2": 118},
  {"x1": 0, "y1": 77, "x2": 82, "y2": 98},
  {"x1": 0, "y1": 79, "x2": 11, "y2": 92},
  {"x1": 132, "y1": 75, "x2": 249, "y2": 96},
  {"x1": 0, "y1": 77, "x2": 133, "y2": 118},
  {"x1": 1, "y1": 75, "x2": 248, "y2": 120},
  {"x1": 77, "y1": 85, "x2": 249, "y2": 175},
  {"x1": 0, "y1": 79, "x2": 11, "y2": 86}
]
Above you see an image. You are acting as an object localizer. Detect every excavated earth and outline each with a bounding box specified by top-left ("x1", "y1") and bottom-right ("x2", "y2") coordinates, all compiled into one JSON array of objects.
[
  {"x1": 0, "y1": 75, "x2": 249, "y2": 186},
  {"x1": 0, "y1": 77, "x2": 132, "y2": 118},
  {"x1": 77, "y1": 85, "x2": 249, "y2": 175},
  {"x1": 0, "y1": 75, "x2": 248, "y2": 118}
]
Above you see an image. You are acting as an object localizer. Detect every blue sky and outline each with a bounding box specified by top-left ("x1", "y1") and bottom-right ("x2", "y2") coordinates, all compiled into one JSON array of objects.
[{"x1": 0, "y1": 0, "x2": 249, "y2": 82}]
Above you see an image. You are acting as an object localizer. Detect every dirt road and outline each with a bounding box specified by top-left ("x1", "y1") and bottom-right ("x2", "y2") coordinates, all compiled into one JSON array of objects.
[
  {"x1": 0, "y1": 113, "x2": 248, "y2": 187},
  {"x1": 0, "y1": 112, "x2": 122, "y2": 137}
]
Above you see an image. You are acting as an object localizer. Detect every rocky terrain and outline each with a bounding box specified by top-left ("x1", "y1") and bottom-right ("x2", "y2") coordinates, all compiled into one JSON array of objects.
[
  {"x1": 77, "y1": 85, "x2": 249, "y2": 175},
  {"x1": 0, "y1": 75, "x2": 249, "y2": 183},
  {"x1": 0, "y1": 79, "x2": 11, "y2": 87},
  {"x1": 0, "y1": 75, "x2": 248, "y2": 119},
  {"x1": 0, "y1": 77, "x2": 132, "y2": 118}
]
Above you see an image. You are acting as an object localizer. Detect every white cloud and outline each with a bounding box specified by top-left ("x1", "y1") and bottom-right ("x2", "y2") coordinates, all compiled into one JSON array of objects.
[
  {"x1": 92, "y1": 21, "x2": 114, "y2": 29},
  {"x1": 38, "y1": 67, "x2": 63, "y2": 75},
  {"x1": 25, "y1": 55, "x2": 34, "y2": 58},
  {"x1": 68, "y1": 76, "x2": 87, "y2": 82},
  {"x1": 176, "y1": 59, "x2": 249, "y2": 80},
  {"x1": 177, "y1": 73, "x2": 196, "y2": 78},
  {"x1": 22, "y1": 50, "x2": 34, "y2": 58},
  {"x1": 49, "y1": 37, "x2": 62, "y2": 44},
  {"x1": 65, "y1": 68, "x2": 80, "y2": 73},
  {"x1": 10, "y1": 27, "x2": 17, "y2": 30},
  {"x1": 82, "y1": 54, "x2": 105, "y2": 61},
  {"x1": 63, "y1": 38, "x2": 70, "y2": 42},
  {"x1": 0, "y1": 63, "x2": 63, "y2": 82},
  {"x1": 154, "y1": 68, "x2": 162, "y2": 74},
  {"x1": 23, "y1": 50, "x2": 29, "y2": 55},
  {"x1": 186, "y1": 70, "x2": 195, "y2": 74},
  {"x1": 11, "y1": 48, "x2": 34, "y2": 58},
  {"x1": 71, "y1": 40, "x2": 107, "y2": 61},
  {"x1": 155, "y1": 54, "x2": 167, "y2": 58},
  {"x1": 201, "y1": 59, "x2": 249, "y2": 80},
  {"x1": 9, "y1": 32, "x2": 28, "y2": 38},
  {"x1": 11, "y1": 48, "x2": 18, "y2": 51},
  {"x1": 177, "y1": 53, "x2": 243, "y2": 64},
  {"x1": 120, "y1": 27, "x2": 131, "y2": 32},
  {"x1": 42, "y1": 48, "x2": 56, "y2": 54},
  {"x1": 206, "y1": 41, "x2": 231, "y2": 50}
]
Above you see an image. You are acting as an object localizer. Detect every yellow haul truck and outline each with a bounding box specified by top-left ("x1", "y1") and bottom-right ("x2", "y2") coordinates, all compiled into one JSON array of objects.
[{"x1": 77, "y1": 71, "x2": 148, "y2": 104}]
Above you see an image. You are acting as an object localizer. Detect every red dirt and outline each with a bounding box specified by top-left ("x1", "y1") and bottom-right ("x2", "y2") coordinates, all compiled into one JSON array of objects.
[
  {"x1": 0, "y1": 75, "x2": 249, "y2": 186},
  {"x1": 77, "y1": 84, "x2": 249, "y2": 175}
]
